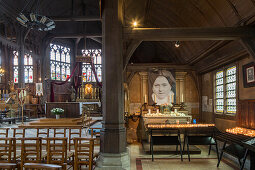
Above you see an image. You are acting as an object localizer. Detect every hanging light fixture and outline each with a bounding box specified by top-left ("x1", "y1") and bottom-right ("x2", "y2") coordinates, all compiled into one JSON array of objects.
[
  {"x1": 175, "y1": 41, "x2": 180, "y2": 48},
  {"x1": 16, "y1": 0, "x2": 55, "y2": 31}
]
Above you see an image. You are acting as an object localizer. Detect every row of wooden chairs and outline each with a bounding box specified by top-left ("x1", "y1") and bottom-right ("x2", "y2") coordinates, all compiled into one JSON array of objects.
[
  {"x1": 0, "y1": 127, "x2": 100, "y2": 151},
  {"x1": 0, "y1": 137, "x2": 95, "y2": 170}
]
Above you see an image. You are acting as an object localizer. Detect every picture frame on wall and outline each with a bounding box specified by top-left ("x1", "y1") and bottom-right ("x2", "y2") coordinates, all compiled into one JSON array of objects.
[{"x1": 243, "y1": 62, "x2": 255, "y2": 88}]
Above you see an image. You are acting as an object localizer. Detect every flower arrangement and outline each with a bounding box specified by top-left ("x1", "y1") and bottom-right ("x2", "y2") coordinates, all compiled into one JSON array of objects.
[{"x1": 51, "y1": 108, "x2": 64, "y2": 115}]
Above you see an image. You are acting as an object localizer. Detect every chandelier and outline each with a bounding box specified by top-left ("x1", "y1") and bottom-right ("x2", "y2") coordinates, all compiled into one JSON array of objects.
[
  {"x1": 0, "y1": 68, "x2": 4, "y2": 76},
  {"x1": 16, "y1": 0, "x2": 55, "y2": 31}
]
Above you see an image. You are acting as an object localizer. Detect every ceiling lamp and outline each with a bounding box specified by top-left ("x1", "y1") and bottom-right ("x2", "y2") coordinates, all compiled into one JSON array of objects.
[
  {"x1": 0, "y1": 68, "x2": 4, "y2": 76},
  {"x1": 16, "y1": 0, "x2": 55, "y2": 31},
  {"x1": 175, "y1": 41, "x2": 180, "y2": 48}
]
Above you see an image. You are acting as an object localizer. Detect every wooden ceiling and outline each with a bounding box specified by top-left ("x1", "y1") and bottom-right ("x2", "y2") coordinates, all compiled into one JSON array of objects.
[
  {"x1": 0, "y1": 0, "x2": 255, "y2": 73},
  {"x1": 125, "y1": 0, "x2": 255, "y2": 71}
]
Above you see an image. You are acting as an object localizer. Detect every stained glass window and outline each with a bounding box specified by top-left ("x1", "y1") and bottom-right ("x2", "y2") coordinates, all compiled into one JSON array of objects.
[
  {"x1": 13, "y1": 51, "x2": 33, "y2": 83},
  {"x1": 215, "y1": 65, "x2": 237, "y2": 114},
  {"x1": 24, "y1": 54, "x2": 33, "y2": 83},
  {"x1": 13, "y1": 51, "x2": 19, "y2": 83},
  {"x1": 81, "y1": 49, "x2": 102, "y2": 83},
  {"x1": 50, "y1": 43, "x2": 71, "y2": 81}
]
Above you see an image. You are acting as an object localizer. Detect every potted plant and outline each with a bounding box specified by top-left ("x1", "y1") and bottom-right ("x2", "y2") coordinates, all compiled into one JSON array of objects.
[{"x1": 51, "y1": 108, "x2": 64, "y2": 119}]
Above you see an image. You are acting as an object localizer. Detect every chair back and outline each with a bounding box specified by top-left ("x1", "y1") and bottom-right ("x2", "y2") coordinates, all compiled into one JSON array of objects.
[
  {"x1": 53, "y1": 128, "x2": 66, "y2": 138},
  {"x1": 0, "y1": 128, "x2": 8, "y2": 138},
  {"x1": 46, "y1": 137, "x2": 68, "y2": 168},
  {"x1": 68, "y1": 128, "x2": 82, "y2": 151},
  {"x1": 90, "y1": 128, "x2": 100, "y2": 146},
  {"x1": 73, "y1": 138, "x2": 94, "y2": 170},
  {"x1": 37, "y1": 128, "x2": 50, "y2": 150},
  {"x1": 20, "y1": 138, "x2": 42, "y2": 168},
  {"x1": 12, "y1": 128, "x2": 26, "y2": 138},
  {"x1": 0, "y1": 138, "x2": 16, "y2": 163}
]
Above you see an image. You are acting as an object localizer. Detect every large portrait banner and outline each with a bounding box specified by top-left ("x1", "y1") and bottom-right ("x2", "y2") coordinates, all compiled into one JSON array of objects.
[{"x1": 148, "y1": 69, "x2": 176, "y2": 105}]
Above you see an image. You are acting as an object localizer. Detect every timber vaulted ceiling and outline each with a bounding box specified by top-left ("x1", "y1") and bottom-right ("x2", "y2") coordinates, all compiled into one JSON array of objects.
[{"x1": 1, "y1": 0, "x2": 255, "y2": 73}]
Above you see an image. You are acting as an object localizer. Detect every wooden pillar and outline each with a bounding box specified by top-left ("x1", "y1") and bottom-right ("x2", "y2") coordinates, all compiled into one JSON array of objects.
[
  {"x1": 17, "y1": 30, "x2": 25, "y2": 88},
  {"x1": 96, "y1": 0, "x2": 130, "y2": 169},
  {"x1": 139, "y1": 72, "x2": 148, "y2": 103},
  {"x1": 176, "y1": 72, "x2": 187, "y2": 104}
]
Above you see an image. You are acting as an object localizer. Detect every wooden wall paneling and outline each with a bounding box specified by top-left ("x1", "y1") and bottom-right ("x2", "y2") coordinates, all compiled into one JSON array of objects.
[{"x1": 237, "y1": 100, "x2": 255, "y2": 129}]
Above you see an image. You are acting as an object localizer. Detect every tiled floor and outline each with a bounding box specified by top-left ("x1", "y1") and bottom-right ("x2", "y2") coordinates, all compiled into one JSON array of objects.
[{"x1": 129, "y1": 143, "x2": 242, "y2": 170}]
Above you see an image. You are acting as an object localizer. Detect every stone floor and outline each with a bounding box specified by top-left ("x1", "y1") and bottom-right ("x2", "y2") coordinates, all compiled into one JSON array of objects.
[
  {"x1": 129, "y1": 143, "x2": 245, "y2": 170},
  {"x1": 0, "y1": 118, "x2": 249, "y2": 170}
]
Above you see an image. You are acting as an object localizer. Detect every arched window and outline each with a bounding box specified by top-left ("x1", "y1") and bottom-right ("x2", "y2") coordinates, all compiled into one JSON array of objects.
[
  {"x1": 50, "y1": 44, "x2": 71, "y2": 81},
  {"x1": 81, "y1": 49, "x2": 102, "y2": 83},
  {"x1": 13, "y1": 51, "x2": 33, "y2": 83}
]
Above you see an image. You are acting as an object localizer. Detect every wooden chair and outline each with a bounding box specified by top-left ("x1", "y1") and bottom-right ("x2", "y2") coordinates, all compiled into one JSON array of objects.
[
  {"x1": 183, "y1": 127, "x2": 219, "y2": 161},
  {"x1": 0, "y1": 163, "x2": 17, "y2": 170},
  {"x1": 37, "y1": 128, "x2": 50, "y2": 138},
  {"x1": 73, "y1": 138, "x2": 94, "y2": 170},
  {"x1": 68, "y1": 128, "x2": 82, "y2": 151},
  {"x1": 0, "y1": 128, "x2": 8, "y2": 138},
  {"x1": 37, "y1": 128, "x2": 50, "y2": 151},
  {"x1": 0, "y1": 138, "x2": 16, "y2": 163},
  {"x1": 46, "y1": 137, "x2": 72, "y2": 170},
  {"x1": 89, "y1": 128, "x2": 100, "y2": 159},
  {"x1": 12, "y1": 128, "x2": 26, "y2": 138},
  {"x1": 53, "y1": 128, "x2": 66, "y2": 138},
  {"x1": 20, "y1": 138, "x2": 42, "y2": 168},
  {"x1": 24, "y1": 163, "x2": 62, "y2": 170}
]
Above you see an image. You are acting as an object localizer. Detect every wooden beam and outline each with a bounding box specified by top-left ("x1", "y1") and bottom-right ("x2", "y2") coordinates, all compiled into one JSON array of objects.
[
  {"x1": 89, "y1": 37, "x2": 102, "y2": 44},
  {"x1": 188, "y1": 40, "x2": 232, "y2": 65},
  {"x1": 124, "y1": 26, "x2": 255, "y2": 41},
  {"x1": 240, "y1": 38, "x2": 255, "y2": 59},
  {"x1": 51, "y1": 16, "x2": 101, "y2": 22},
  {"x1": 198, "y1": 50, "x2": 248, "y2": 74},
  {"x1": 52, "y1": 33, "x2": 102, "y2": 38},
  {"x1": 126, "y1": 63, "x2": 195, "y2": 71},
  {"x1": 123, "y1": 40, "x2": 142, "y2": 71},
  {"x1": 0, "y1": 34, "x2": 19, "y2": 48}
]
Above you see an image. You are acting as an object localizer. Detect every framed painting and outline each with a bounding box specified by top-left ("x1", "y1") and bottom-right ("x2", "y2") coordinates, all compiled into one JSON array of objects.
[{"x1": 243, "y1": 62, "x2": 255, "y2": 88}]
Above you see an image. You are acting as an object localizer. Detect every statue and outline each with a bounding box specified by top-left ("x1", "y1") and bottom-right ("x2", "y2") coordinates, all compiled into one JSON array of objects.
[{"x1": 70, "y1": 86, "x2": 76, "y2": 102}]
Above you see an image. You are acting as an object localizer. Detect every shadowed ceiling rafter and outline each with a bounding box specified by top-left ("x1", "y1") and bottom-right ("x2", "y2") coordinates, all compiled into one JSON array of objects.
[{"x1": 124, "y1": 27, "x2": 255, "y2": 41}]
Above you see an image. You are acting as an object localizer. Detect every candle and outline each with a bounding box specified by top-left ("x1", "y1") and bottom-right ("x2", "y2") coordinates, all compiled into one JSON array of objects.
[
  {"x1": 144, "y1": 94, "x2": 147, "y2": 103},
  {"x1": 181, "y1": 94, "x2": 184, "y2": 102},
  {"x1": 6, "y1": 90, "x2": 8, "y2": 94},
  {"x1": 154, "y1": 95, "x2": 156, "y2": 103}
]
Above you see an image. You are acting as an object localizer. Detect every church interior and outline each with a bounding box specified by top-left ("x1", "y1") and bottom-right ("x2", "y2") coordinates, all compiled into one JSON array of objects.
[{"x1": 0, "y1": 0, "x2": 255, "y2": 169}]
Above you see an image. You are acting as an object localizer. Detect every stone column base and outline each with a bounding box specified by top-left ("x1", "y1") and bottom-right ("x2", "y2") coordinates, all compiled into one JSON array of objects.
[{"x1": 95, "y1": 150, "x2": 130, "y2": 170}]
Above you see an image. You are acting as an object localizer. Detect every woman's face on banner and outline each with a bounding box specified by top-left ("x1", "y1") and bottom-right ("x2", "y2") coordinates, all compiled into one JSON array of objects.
[{"x1": 153, "y1": 76, "x2": 171, "y2": 100}]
